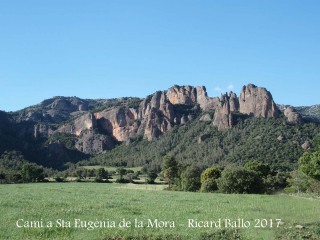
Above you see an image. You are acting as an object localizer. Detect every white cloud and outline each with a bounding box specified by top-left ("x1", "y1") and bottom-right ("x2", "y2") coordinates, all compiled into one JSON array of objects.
[
  {"x1": 227, "y1": 84, "x2": 234, "y2": 90},
  {"x1": 214, "y1": 87, "x2": 223, "y2": 92}
]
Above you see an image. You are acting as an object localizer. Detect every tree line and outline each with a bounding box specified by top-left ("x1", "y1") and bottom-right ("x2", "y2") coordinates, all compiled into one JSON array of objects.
[{"x1": 161, "y1": 137, "x2": 320, "y2": 194}]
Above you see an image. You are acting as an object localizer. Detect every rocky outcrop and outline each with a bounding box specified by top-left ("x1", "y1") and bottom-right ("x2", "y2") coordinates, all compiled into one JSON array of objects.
[
  {"x1": 34, "y1": 124, "x2": 53, "y2": 138},
  {"x1": 200, "y1": 113, "x2": 212, "y2": 122},
  {"x1": 138, "y1": 91, "x2": 174, "y2": 140},
  {"x1": 213, "y1": 84, "x2": 278, "y2": 130},
  {"x1": 277, "y1": 135, "x2": 285, "y2": 142},
  {"x1": 229, "y1": 91, "x2": 239, "y2": 112},
  {"x1": 47, "y1": 97, "x2": 90, "y2": 112},
  {"x1": 75, "y1": 131, "x2": 115, "y2": 154},
  {"x1": 239, "y1": 84, "x2": 279, "y2": 118},
  {"x1": 301, "y1": 140, "x2": 311, "y2": 150},
  {"x1": 284, "y1": 107, "x2": 303, "y2": 125},
  {"x1": 58, "y1": 112, "x2": 96, "y2": 136},
  {"x1": 166, "y1": 85, "x2": 197, "y2": 105},
  {"x1": 95, "y1": 108, "x2": 139, "y2": 142},
  {"x1": 196, "y1": 86, "x2": 219, "y2": 110},
  {"x1": 166, "y1": 85, "x2": 220, "y2": 111},
  {"x1": 213, "y1": 93, "x2": 236, "y2": 130}
]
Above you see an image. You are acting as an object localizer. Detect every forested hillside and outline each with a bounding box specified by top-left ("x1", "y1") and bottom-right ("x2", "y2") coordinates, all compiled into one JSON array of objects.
[{"x1": 86, "y1": 114, "x2": 320, "y2": 172}]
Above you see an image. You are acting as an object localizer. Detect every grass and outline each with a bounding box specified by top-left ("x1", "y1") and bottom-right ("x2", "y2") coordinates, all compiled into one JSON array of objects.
[{"x1": 0, "y1": 183, "x2": 319, "y2": 240}]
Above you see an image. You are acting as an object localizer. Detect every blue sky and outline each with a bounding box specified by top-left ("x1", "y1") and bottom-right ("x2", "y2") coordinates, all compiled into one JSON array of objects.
[{"x1": 1, "y1": 0, "x2": 320, "y2": 111}]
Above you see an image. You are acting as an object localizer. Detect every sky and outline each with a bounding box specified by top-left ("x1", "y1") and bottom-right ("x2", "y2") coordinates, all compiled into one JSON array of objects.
[{"x1": 1, "y1": 0, "x2": 320, "y2": 111}]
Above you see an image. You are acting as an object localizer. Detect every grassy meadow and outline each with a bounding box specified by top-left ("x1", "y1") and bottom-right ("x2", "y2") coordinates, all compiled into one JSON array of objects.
[{"x1": 0, "y1": 183, "x2": 319, "y2": 240}]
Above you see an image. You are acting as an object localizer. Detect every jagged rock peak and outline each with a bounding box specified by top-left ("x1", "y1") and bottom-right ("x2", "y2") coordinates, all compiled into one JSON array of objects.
[
  {"x1": 166, "y1": 85, "x2": 198, "y2": 105},
  {"x1": 165, "y1": 85, "x2": 219, "y2": 110},
  {"x1": 212, "y1": 92, "x2": 236, "y2": 130},
  {"x1": 239, "y1": 83, "x2": 279, "y2": 118}
]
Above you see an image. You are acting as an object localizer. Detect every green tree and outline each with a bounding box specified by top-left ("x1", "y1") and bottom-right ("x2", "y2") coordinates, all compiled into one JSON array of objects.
[
  {"x1": 200, "y1": 165, "x2": 222, "y2": 192},
  {"x1": 117, "y1": 167, "x2": 127, "y2": 180},
  {"x1": 180, "y1": 165, "x2": 201, "y2": 192},
  {"x1": 162, "y1": 155, "x2": 178, "y2": 189},
  {"x1": 96, "y1": 168, "x2": 108, "y2": 182},
  {"x1": 201, "y1": 165, "x2": 222, "y2": 182},
  {"x1": 201, "y1": 179, "x2": 218, "y2": 193},
  {"x1": 217, "y1": 167, "x2": 258, "y2": 194},
  {"x1": 88, "y1": 169, "x2": 96, "y2": 178},
  {"x1": 244, "y1": 160, "x2": 270, "y2": 177},
  {"x1": 286, "y1": 170, "x2": 320, "y2": 194},
  {"x1": 21, "y1": 163, "x2": 45, "y2": 183},
  {"x1": 146, "y1": 171, "x2": 158, "y2": 184},
  {"x1": 244, "y1": 160, "x2": 272, "y2": 193},
  {"x1": 299, "y1": 151, "x2": 320, "y2": 181},
  {"x1": 0, "y1": 172, "x2": 5, "y2": 184},
  {"x1": 75, "y1": 169, "x2": 84, "y2": 179}
]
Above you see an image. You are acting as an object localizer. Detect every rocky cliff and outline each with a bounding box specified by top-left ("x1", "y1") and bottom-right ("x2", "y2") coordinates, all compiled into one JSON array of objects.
[
  {"x1": 239, "y1": 84, "x2": 279, "y2": 118},
  {"x1": 212, "y1": 84, "x2": 279, "y2": 130},
  {"x1": 212, "y1": 92, "x2": 239, "y2": 130},
  {"x1": 3, "y1": 84, "x2": 283, "y2": 155}
]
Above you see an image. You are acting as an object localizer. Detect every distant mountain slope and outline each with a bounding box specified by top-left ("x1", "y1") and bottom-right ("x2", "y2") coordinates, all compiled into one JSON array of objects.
[
  {"x1": 10, "y1": 96, "x2": 141, "y2": 124},
  {"x1": 296, "y1": 105, "x2": 320, "y2": 123}
]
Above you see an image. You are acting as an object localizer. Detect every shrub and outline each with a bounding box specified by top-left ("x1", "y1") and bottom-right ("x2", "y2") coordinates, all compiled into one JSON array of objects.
[
  {"x1": 94, "y1": 178, "x2": 112, "y2": 183},
  {"x1": 200, "y1": 165, "x2": 222, "y2": 192},
  {"x1": 200, "y1": 179, "x2": 218, "y2": 192},
  {"x1": 115, "y1": 178, "x2": 131, "y2": 183},
  {"x1": 146, "y1": 171, "x2": 158, "y2": 184},
  {"x1": 54, "y1": 177, "x2": 64, "y2": 182},
  {"x1": 201, "y1": 166, "x2": 222, "y2": 183},
  {"x1": 180, "y1": 165, "x2": 201, "y2": 192},
  {"x1": 217, "y1": 167, "x2": 259, "y2": 194}
]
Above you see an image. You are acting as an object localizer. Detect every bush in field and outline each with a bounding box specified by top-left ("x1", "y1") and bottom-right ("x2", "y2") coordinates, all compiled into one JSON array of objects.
[
  {"x1": 55, "y1": 177, "x2": 64, "y2": 182},
  {"x1": 217, "y1": 167, "x2": 258, "y2": 194},
  {"x1": 285, "y1": 137, "x2": 320, "y2": 194},
  {"x1": 299, "y1": 150, "x2": 320, "y2": 181},
  {"x1": 146, "y1": 171, "x2": 158, "y2": 184},
  {"x1": 244, "y1": 160, "x2": 270, "y2": 193},
  {"x1": 179, "y1": 165, "x2": 201, "y2": 192},
  {"x1": 299, "y1": 137, "x2": 320, "y2": 181},
  {"x1": 0, "y1": 172, "x2": 5, "y2": 184},
  {"x1": 74, "y1": 169, "x2": 84, "y2": 179},
  {"x1": 285, "y1": 170, "x2": 320, "y2": 194},
  {"x1": 132, "y1": 171, "x2": 140, "y2": 180},
  {"x1": 200, "y1": 165, "x2": 222, "y2": 192},
  {"x1": 95, "y1": 168, "x2": 108, "y2": 181},
  {"x1": 201, "y1": 165, "x2": 222, "y2": 182},
  {"x1": 21, "y1": 163, "x2": 45, "y2": 183},
  {"x1": 201, "y1": 179, "x2": 218, "y2": 193},
  {"x1": 117, "y1": 167, "x2": 127, "y2": 180},
  {"x1": 115, "y1": 178, "x2": 131, "y2": 183}
]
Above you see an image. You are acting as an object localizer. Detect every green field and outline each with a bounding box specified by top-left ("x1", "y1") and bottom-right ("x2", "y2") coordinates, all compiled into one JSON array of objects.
[{"x1": 0, "y1": 183, "x2": 319, "y2": 240}]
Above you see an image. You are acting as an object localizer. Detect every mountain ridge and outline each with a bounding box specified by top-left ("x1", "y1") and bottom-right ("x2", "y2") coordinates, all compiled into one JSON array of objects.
[{"x1": 1, "y1": 83, "x2": 320, "y2": 170}]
